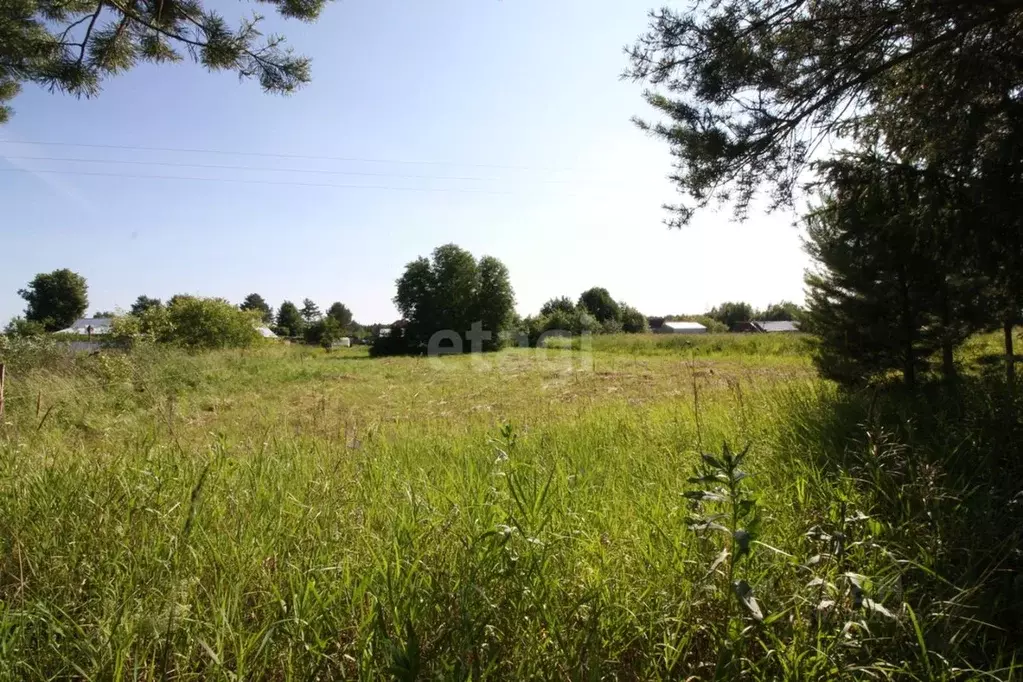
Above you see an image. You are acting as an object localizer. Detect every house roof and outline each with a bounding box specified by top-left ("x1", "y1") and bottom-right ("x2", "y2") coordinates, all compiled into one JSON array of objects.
[
  {"x1": 55, "y1": 317, "x2": 114, "y2": 335},
  {"x1": 256, "y1": 326, "x2": 278, "y2": 338},
  {"x1": 752, "y1": 320, "x2": 800, "y2": 333},
  {"x1": 663, "y1": 321, "x2": 707, "y2": 331}
]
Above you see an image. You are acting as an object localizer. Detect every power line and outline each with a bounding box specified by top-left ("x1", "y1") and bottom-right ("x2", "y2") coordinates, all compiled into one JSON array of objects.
[
  {"x1": 0, "y1": 167, "x2": 575, "y2": 195},
  {"x1": 1, "y1": 155, "x2": 597, "y2": 185},
  {"x1": 0, "y1": 139, "x2": 578, "y2": 172}
]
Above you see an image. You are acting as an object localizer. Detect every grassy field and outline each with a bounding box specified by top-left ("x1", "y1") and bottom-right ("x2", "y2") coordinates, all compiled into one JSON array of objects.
[{"x1": 0, "y1": 336, "x2": 1020, "y2": 679}]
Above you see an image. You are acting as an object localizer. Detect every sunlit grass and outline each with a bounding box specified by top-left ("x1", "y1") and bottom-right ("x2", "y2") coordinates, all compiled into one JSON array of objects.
[{"x1": 0, "y1": 339, "x2": 1018, "y2": 679}]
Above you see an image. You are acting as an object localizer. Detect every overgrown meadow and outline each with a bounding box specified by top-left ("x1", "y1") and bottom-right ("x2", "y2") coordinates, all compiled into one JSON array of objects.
[{"x1": 0, "y1": 335, "x2": 1020, "y2": 679}]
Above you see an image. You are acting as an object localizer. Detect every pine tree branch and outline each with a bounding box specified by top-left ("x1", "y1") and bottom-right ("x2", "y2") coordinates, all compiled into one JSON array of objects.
[
  {"x1": 76, "y1": 2, "x2": 105, "y2": 67},
  {"x1": 57, "y1": 13, "x2": 98, "y2": 45}
]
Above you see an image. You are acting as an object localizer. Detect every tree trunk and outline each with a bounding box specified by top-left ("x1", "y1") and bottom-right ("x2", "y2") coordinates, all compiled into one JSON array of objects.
[
  {"x1": 942, "y1": 340, "x2": 955, "y2": 381},
  {"x1": 901, "y1": 276, "x2": 916, "y2": 388},
  {"x1": 941, "y1": 281, "x2": 955, "y2": 381},
  {"x1": 1005, "y1": 320, "x2": 1016, "y2": 397}
]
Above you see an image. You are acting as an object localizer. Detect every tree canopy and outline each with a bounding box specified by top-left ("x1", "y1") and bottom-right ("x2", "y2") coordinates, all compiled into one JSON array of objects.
[
  {"x1": 326, "y1": 301, "x2": 353, "y2": 329},
  {"x1": 130, "y1": 295, "x2": 162, "y2": 316},
  {"x1": 577, "y1": 287, "x2": 620, "y2": 324},
  {"x1": 540, "y1": 297, "x2": 577, "y2": 317},
  {"x1": 240, "y1": 293, "x2": 273, "y2": 324},
  {"x1": 0, "y1": 0, "x2": 334, "y2": 123},
  {"x1": 275, "y1": 300, "x2": 304, "y2": 337},
  {"x1": 300, "y1": 298, "x2": 321, "y2": 322},
  {"x1": 626, "y1": 1, "x2": 1023, "y2": 224},
  {"x1": 384, "y1": 244, "x2": 516, "y2": 355},
  {"x1": 708, "y1": 302, "x2": 753, "y2": 328},
  {"x1": 18, "y1": 269, "x2": 88, "y2": 331}
]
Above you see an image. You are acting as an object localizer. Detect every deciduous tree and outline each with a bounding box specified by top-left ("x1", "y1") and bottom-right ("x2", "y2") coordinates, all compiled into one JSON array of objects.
[
  {"x1": 578, "y1": 287, "x2": 620, "y2": 324},
  {"x1": 18, "y1": 268, "x2": 88, "y2": 331},
  {"x1": 326, "y1": 301, "x2": 353, "y2": 329},
  {"x1": 386, "y1": 244, "x2": 516, "y2": 355}
]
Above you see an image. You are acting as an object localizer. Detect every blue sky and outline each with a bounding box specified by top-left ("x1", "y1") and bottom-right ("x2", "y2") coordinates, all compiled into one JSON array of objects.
[{"x1": 0, "y1": 0, "x2": 810, "y2": 325}]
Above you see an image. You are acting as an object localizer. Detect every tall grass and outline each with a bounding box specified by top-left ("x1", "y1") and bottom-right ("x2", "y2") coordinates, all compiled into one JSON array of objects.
[
  {"x1": 0, "y1": 339, "x2": 1019, "y2": 679},
  {"x1": 546, "y1": 331, "x2": 811, "y2": 361}
]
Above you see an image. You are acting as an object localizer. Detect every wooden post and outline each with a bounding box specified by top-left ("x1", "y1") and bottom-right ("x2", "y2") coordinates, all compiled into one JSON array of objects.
[{"x1": 0, "y1": 363, "x2": 5, "y2": 421}]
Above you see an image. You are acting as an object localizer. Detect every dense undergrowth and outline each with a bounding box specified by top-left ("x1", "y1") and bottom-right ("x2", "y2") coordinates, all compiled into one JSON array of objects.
[{"x1": 0, "y1": 336, "x2": 1020, "y2": 679}]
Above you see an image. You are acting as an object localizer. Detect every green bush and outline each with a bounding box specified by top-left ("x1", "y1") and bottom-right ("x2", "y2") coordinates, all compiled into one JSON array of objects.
[
  {"x1": 165, "y1": 297, "x2": 261, "y2": 350},
  {"x1": 110, "y1": 297, "x2": 261, "y2": 351}
]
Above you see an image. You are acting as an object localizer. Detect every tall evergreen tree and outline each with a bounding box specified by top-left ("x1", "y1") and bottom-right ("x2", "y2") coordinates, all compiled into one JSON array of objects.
[
  {"x1": 804, "y1": 156, "x2": 983, "y2": 386},
  {"x1": 240, "y1": 293, "x2": 273, "y2": 324},
  {"x1": 299, "y1": 298, "x2": 321, "y2": 323},
  {"x1": 130, "y1": 295, "x2": 162, "y2": 316},
  {"x1": 275, "y1": 300, "x2": 304, "y2": 338}
]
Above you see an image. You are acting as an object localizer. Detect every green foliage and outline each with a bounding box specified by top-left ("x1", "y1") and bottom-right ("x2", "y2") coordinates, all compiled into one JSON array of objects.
[
  {"x1": 0, "y1": 343, "x2": 1017, "y2": 677},
  {"x1": 129, "y1": 295, "x2": 162, "y2": 316},
  {"x1": 162, "y1": 296, "x2": 261, "y2": 350},
  {"x1": 3, "y1": 316, "x2": 47, "y2": 338},
  {"x1": 107, "y1": 304, "x2": 173, "y2": 347},
  {"x1": 539, "y1": 296, "x2": 576, "y2": 317},
  {"x1": 300, "y1": 298, "x2": 321, "y2": 323},
  {"x1": 625, "y1": 0, "x2": 1023, "y2": 225},
  {"x1": 685, "y1": 444, "x2": 762, "y2": 673},
  {"x1": 326, "y1": 301, "x2": 353, "y2": 329},
  {"x1": 523, "y1": 308, "x2": 601, "y2": 347},
  {"x1": 386, "y1": 244, "x2": 516, "y2": 355},
  {"x1": 708, "y1": 302, "x2": 754, "y2": 328},
  {"x1": 275, "y1": 300, "x2": 304, "y2": 338},
  {"x1": 240, "y1": 293, "x2": 273, "y2": 324},
  {"x1": 620, "y1": 304, "x2": 649, "y2": 334},
  {"x1": 91, "y1": 310, "x2": 115, "y2": 318},
  {"x1": 0, "y1": 0, "x2": 331, "y2": 123},
  {"x1": 577, "y1": 287, "x2": 620, "y2": 324},
  {"x1": 474, "y1": 256, "x2": 515, "y2": 352},
  {"x1": 319, "y1": 317, "x2": 343, "y2": 350},
  {"x1": 758, "y1": 301, "x2": 803, "y2": 322},
  {"x1": 303, "y1": 316, "x2": 344, "y2": 347},
  {"x1": 804, "y1": 156, "x2": 985, "y2": 386},
  {"x1": 17, "y1": 268, "x2": 88, "y2": 331}
]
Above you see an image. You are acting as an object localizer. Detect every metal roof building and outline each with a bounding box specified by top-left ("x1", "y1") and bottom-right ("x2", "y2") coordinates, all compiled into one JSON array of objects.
[
  {"x1": 55, "y1": 317, "x2": 114, "y2": 335},
  {"x1": 655, "y1": 320, "x2": 708, "y2": 334}
]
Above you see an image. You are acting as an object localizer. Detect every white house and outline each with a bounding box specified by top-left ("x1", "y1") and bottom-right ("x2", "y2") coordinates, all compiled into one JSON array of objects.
[{"x1": 655, "y1": 321, "x2": 707, "y2": 335}]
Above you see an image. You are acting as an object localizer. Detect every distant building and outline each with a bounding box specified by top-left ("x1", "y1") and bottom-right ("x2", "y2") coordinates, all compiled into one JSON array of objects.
[
  {"x1": 256, "y1": 325, "x2": 279, "y2": 339},
  {"x1": 731, "y1": 320, "x2": 801, "y2": 333},
  {"x1": 56, "y1": 317, "x2": 114, "y2": 336},
  {"x1": 655, "y1": 320, "x2": 707, "y2": 334},
  {"x1": 55, "y1": 317, "x2": 114, "y2": 351}
]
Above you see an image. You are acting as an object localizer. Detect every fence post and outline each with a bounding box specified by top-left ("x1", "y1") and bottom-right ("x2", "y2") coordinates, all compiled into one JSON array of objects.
[{"x1": 0, "y1": 363, "x2": 5, "y2": 421}]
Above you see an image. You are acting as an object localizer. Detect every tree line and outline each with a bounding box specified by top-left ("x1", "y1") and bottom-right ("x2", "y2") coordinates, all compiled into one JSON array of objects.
[
  {"x1": 627, "y1": 0, "x2": 1023, "y2": 390},
  {"x1": 4, "y1": 269, "x2": 365, "y2": 351}
]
